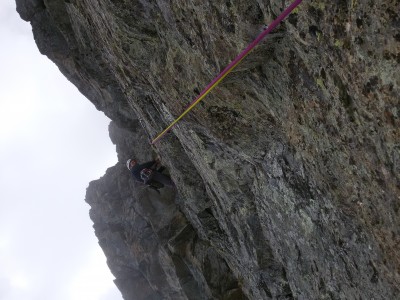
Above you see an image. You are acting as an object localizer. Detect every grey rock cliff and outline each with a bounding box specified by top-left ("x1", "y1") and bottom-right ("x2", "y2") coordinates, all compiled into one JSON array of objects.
[{"x1": 17, "y1": 0, "x2": 399, "y2": 299}]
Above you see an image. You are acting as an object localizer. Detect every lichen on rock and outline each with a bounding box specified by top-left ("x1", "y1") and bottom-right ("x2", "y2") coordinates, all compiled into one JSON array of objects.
[{"x1": 17, "y1": 0, "x2": 399, "y2": 299}]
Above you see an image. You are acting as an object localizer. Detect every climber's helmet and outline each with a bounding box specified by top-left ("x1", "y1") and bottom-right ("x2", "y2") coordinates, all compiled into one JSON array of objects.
[{"x1": 126, "y1": 159, "x2": 137, "y2": 170}]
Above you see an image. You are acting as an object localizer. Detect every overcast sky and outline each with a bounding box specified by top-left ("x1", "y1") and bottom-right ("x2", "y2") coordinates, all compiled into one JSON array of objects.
[{"x1": 1, "y1": 3, "x2": 123, "y2": 300}]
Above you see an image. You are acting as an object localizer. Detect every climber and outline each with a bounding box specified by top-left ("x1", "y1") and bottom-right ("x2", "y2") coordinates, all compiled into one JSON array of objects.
[{"x1": 126, "y1": 158, "x2": 175, "y2": 189}]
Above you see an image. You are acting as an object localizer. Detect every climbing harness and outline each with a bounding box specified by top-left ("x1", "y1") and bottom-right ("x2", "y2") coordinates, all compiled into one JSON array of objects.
[
  {"x1": 140, "y1": 168, "x2": 153, "y2": 183},
  {"x1": 151, "y1": 0, "x2": 303, "y2": 144}
]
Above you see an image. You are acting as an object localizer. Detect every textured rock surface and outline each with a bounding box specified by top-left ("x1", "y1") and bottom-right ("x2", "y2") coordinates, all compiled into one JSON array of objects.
[{"x1": 17, "y1": 0, "x2": 399, "y2": 299}]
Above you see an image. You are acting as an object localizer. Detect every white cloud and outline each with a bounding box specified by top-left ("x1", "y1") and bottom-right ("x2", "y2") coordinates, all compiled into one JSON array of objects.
[
  {"x1": 68, "y1": 248, "x2": 120, "y2": 300},
  {"x1": 0, "y1": 3, "x2": 123, "y2": 300},
  {"x1": 9, "y1": 273, "x2": 31, "y2": 291},
  {"x1": 0, "y1": 30, "x2": 41, "y2": 141}
]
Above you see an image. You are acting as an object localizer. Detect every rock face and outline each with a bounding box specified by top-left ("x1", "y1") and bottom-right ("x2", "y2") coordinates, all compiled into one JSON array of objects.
[{"x1": 17, "y1": 0, "x2": 399, "y2": 299}]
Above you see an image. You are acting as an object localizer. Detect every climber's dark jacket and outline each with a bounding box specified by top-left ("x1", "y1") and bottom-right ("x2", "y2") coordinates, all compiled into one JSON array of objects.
[{"x1": 130, "y1": 160, "x2": 157, "y2": 183}]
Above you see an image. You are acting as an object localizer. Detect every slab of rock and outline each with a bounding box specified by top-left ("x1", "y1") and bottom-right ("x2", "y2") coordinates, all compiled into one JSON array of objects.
[{"x1": 17, "y1": 0, "x2": 399, "y2": 299}]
